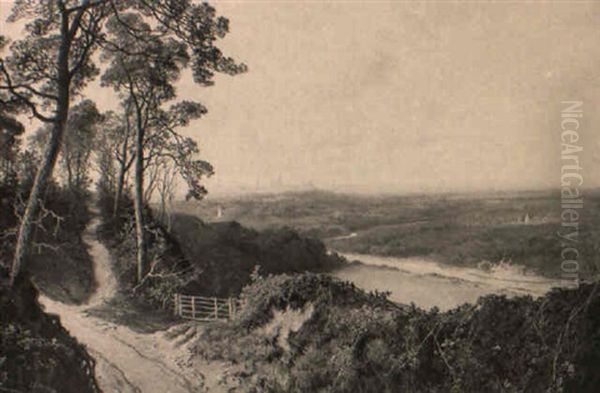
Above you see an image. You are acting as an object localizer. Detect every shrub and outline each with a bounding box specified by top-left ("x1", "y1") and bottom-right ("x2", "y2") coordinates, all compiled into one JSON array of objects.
[
  {"x1": 168, "y1": 214, "x2": 346, "y2": 298},
  {"x1": 193, "y1": 273, "x2": 600, "y2": 393}
]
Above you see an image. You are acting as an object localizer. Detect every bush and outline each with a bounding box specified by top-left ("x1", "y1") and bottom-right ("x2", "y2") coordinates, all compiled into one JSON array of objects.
[
  {"x1": 168, "y1": 214, "x2": 346, "y2": 298},
  {"x1": 237, "y1": 272, "x2": 392, "y2": 330},
  {"x1": 193, "y1": 273, "x2": 600, "y2": 393}
]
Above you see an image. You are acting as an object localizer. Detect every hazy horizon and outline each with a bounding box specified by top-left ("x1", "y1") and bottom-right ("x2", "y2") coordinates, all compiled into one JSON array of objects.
[
  {"x1": 175, "y1": 184, "x2": 600, "y2": 203},
  {"x1": 2, "y1": 1, "x2": 599, "y2": 197}
]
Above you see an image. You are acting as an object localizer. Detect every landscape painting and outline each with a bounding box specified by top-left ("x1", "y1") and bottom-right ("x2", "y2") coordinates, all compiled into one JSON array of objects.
[{"x1": 0, "y1": 1, "x2": 599, "y2": 392}]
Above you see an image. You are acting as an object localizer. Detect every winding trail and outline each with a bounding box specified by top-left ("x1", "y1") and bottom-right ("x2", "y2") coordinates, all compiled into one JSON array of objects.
[{"x1": 39, "y1": 208, "x2": 209, "y2": 393}]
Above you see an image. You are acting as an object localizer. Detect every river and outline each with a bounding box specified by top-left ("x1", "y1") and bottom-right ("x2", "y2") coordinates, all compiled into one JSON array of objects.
[{"x1": 332, "y1": 253, "x2": 565, "y2": 310}]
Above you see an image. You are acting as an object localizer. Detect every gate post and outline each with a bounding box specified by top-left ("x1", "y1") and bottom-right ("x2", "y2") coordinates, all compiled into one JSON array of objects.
[
  {"x1": 191, "y1": 296, "x2": 196, "y2": 319},
  {"x1": 173, "y1": 293, "x2": 179, "y2": 316}
]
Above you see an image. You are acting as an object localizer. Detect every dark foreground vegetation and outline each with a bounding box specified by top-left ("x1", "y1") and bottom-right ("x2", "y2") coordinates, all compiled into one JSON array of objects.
[
  {"x1": 1, "y1": 177, "x2": 95, "y2": 304},
  {"x1": 176, "y1": 190, "x2": 600, "y2": 278},
  {"x1": 26, "y1": 188, "x2": 95, "y2": 304},
  {"x1": 0, "y1": 133, "x2": 99, "y2": 392},
  {"x1": 193, "y1": 273, "x2": 600, "y2": 393},
  {"x1": 0, "y1": 268, "x2": 99, "y2": 393}
]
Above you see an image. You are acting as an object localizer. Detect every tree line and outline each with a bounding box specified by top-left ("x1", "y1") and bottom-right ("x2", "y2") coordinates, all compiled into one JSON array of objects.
[{"x1": 0, "y1": 0, "x2": 246, "y2": 286}]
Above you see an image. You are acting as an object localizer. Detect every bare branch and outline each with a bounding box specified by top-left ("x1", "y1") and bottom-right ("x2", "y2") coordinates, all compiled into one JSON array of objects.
[{"x1": 132, "y1": 256, "x2": 195, "y2": 293}]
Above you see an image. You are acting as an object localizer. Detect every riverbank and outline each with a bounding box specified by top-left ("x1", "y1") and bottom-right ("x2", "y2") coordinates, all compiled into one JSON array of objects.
[{"x1": 332, "y1": 252, "x2": 565, "y2": 310}]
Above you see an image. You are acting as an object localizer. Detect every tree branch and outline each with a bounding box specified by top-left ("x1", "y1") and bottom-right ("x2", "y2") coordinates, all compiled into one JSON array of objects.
[
  {"x1": 0, "y1": 84, "x2": 58, "y2": 101},
  {"x1": 0, "y1": 61, "x2": 57, "y2": 123},
  {"x1": 66, "y1": 0, "x2": 109, "y2": 14}
]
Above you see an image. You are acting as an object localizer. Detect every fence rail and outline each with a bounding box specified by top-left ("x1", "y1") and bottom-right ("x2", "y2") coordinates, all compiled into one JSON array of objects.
[{"x1": 174, "y1": 294, "x2": 242, "y2": 321}]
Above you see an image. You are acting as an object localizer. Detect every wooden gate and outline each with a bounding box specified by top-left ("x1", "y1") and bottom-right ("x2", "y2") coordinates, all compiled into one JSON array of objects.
[{"x1": 174, "y1": 294, "x2": 242, "y2": 321}]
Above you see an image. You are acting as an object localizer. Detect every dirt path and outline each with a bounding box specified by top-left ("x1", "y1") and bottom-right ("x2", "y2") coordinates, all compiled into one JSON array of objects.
[{"x1": 40, "y1": 209, "x2": 220, "y2": 393}]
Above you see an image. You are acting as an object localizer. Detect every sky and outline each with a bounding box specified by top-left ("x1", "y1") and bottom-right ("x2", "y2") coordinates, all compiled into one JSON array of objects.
[{"x1": 1, "y1": 1, "x2": 599, "y2": 197}]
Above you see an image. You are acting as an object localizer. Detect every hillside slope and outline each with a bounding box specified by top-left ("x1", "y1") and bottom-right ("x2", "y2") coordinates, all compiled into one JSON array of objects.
[
  {"x1": 192, "y1": 273, "x2": 600, "y2": 392},
  {"x1": 167, "y1": 213, "x2": 345, "y2": 297}
]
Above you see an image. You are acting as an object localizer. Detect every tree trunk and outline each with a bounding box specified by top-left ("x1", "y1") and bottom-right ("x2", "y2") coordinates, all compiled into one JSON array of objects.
[
  {"x1": 113, "y1": 115, "x2": 131, "y2": 217},
  {"x1": 65, "y1": 151, "x2": 73, "y2": 190},
  {"x1": 113, "y1": 160, "x2": 126, "y2": 217},
  {"x1": 74, "y1": 152, "x2": 82, "y2": 190},
  {"x1": 159, "y1": 194, "x2": 166, "y2": 224},
  {"x1": 9, "y1": 11, "x2": 71, "y2": 285},
  {"x1": 133, "y1": 111, "x2": 147, "y2": 283}
]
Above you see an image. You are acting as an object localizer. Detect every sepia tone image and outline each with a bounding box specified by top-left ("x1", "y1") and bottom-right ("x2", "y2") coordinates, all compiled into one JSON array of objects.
[{"x1": 1, "y1": 0, "x2": 599, "y2": 392}]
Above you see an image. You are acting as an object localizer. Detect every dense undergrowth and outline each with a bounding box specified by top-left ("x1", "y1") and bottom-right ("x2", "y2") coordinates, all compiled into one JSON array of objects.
[
  {"x1": 0, "y1": 268, "x2": 99, "y2": 393},
  {"x1": 27, "y1": 186, "x2": 95, "y2": 304},
  {"x1": 194, "y1": 273, "x2": 600, "y2": 393},
  {"x1": 97, "y1": 190, "x2": 190, "y2": 308},
  {"x1": 0, "y1": 176, "x2": 95, "y2": 304},
  {"x1": 165, "y1": 213, "x2": 345, "y2": 297},
  {"x1": 97, "y1": 189, "x2": 345, "y2": 307}
]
